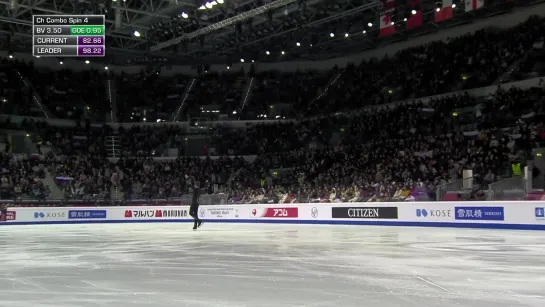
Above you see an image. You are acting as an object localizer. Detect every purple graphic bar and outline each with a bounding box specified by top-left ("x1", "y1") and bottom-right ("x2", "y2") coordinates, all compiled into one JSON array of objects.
[
  {"x1": 78, "y1": 36, "x2": 105, "y2": 45},
  {"x1": 77, "y1": 45, "x2": 105, "y2": 57}
]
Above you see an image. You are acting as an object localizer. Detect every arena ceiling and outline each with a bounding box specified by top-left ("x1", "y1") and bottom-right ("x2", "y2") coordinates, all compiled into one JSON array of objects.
[{"x1": 0, "y1": 0, "x2": 539, "y2": 66}]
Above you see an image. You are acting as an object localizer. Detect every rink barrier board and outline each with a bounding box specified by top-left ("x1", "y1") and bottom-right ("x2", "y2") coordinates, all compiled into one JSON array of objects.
[
  {"x1": 2, "y1": 219, "x2": 545, "y2": 230},
  {"x1": 2, "y1": 201, "x2": 545, "y2": 230}
]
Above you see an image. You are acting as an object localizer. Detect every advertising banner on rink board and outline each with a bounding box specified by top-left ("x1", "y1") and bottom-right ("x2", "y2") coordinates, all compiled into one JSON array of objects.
[
  {"x1": 31, "y1": 210, "x2": 68, "y2": 221},
  {"x1": 199, "y1": 206, "x2": 241, "y2": 219},
  {"x1": 68, "y1": 210, "x2": 107, "y2": 219},
  {"x1": 6, "y1": 211, "x2": 16, "y2": 221},
  {"x1": 535, "y1": 207, "x2": 545, "y2": 221},
  {"x1": 454, "y1": 206, "x2": 504, "y2": 221},
  {"x1": 0, "y1": 211, "x2": 15, "y2": 222},
  {"x1": 123, "y1": 208, "x2": 189, "y2": 219},
  {"x1": 332, "y1": 207, "x2": 398, "y2": 219},
  {"x1": 4, "y1": 202, "x2": 545, "y2": 230},
  {"x1": 251, "y1": 207, "x2": 299, "y2": 218},
  {"x1": 413, "y1": 206, "x2": 453, "y2": 221}
]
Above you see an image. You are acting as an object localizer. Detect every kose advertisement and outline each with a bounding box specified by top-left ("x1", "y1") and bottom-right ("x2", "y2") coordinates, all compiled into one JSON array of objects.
[
  {"x1": 535, "y1": 207, "x2": 544, "y2": 220},
  {"x1": 415, "y1": 208, "x2": 452, "y2": 219},
  {"x1": 332, "y1": 207, "x2": 398, "y2": 219},
  {"x1": 34, "y1": 211, "x2": 66, "y2": 219}
]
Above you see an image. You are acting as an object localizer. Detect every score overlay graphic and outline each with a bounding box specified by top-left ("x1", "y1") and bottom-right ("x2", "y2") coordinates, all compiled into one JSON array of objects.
[{"x1": 32, "y1": 15, "x2": 105, "y2": 57}]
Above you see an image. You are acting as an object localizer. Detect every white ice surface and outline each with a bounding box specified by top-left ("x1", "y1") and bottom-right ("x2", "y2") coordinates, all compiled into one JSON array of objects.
[{"x1": 0, "y1": 223, "x2": 544, "y2": 307}]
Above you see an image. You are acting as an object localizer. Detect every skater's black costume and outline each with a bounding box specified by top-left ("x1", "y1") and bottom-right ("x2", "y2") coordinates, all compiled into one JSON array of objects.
[
  {"x1": 189, "y1": 181, "x2": 203, "y2": 230},
  {"x1": 0, "y1": 203, "x2": 7, "y2": 221}
]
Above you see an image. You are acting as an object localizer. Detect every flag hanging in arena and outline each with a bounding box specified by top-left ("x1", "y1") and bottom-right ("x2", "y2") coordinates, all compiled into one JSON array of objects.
[
  {"x1": 435, "y1": 0, "x2": 453, "y2": 22},
  {"x1": 379, "y1": 0, "x2": 396, "y2": 37},
  {"x1": 465, "y1": 0, "x2": 484, "y2": 11},
  {"x1": 406, "y1": 0, "x2": 423, "y2": 30}
]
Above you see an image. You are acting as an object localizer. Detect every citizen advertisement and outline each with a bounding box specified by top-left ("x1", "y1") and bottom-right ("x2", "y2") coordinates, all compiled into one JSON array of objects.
[
  {"x1": 199, "y1": 207, "x2": 240, "y2": 219},
  {"x1": 332, "y1": 207, "x2": 399, "y2": 219}
]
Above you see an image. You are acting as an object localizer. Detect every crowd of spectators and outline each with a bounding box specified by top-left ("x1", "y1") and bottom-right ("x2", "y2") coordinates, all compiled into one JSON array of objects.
[
  {"x1": 166, "y1": 83, "x2": 540, "y2": 202},
  {"x1": 507, "y1": 38, "x2": 545, "y2": 82},
  {"x1": 1, "y1": 15, "x2": 545, "y2": 202},
  {"x1": 2, "y1": 82, "x2": 542, "y2": 202},
  {"x1": 46, "y1": 153, "x2": 111, "y2": 200},
  {"x1": 298, "y1": 16, "x2": 545, "y2": 116},
  {"x1": 0, "y1": 152, "x2": 50, "y2": 200}
]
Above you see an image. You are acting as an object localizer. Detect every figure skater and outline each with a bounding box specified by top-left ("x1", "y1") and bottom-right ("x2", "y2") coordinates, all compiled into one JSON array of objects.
[{"x1": 189, "y1": 178, "x2": 203, "y2": 230}]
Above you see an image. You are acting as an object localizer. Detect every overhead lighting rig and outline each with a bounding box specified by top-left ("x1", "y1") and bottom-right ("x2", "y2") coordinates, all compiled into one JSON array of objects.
[
  {"x1": 199, "y1": 0, "x2": 225, "y2": 10},
  {"x1": 150, "y1": 0, "x2": 298, "y2": 52}
]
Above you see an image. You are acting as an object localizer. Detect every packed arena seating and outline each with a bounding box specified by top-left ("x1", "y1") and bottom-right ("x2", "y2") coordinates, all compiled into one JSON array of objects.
[
  {"x1": 302, "y1": 16, "x2": 545, "y2": 116},
  {"x1": 1, "y1": 16, "x2": 545, "y2": 202},
  {"x1": 2, "y1": 83, "x2": 543, "y2": 202},
  {"x1": 508, "y1": 39, "x2": 545, "y2": 82},
  {"x1": 0, "y1": 152, "x2": 50, "y2": 200}
]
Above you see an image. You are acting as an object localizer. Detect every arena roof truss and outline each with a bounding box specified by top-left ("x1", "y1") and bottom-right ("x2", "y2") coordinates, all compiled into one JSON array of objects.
[{"x1": 0, "y1": 0, "x2": 542, "y2": 66}]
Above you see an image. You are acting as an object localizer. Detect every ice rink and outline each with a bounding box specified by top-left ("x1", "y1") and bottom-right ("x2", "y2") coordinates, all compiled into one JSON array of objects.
[{"x1": 0, "y1": 223, "x2": 544, "y2": 307}]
